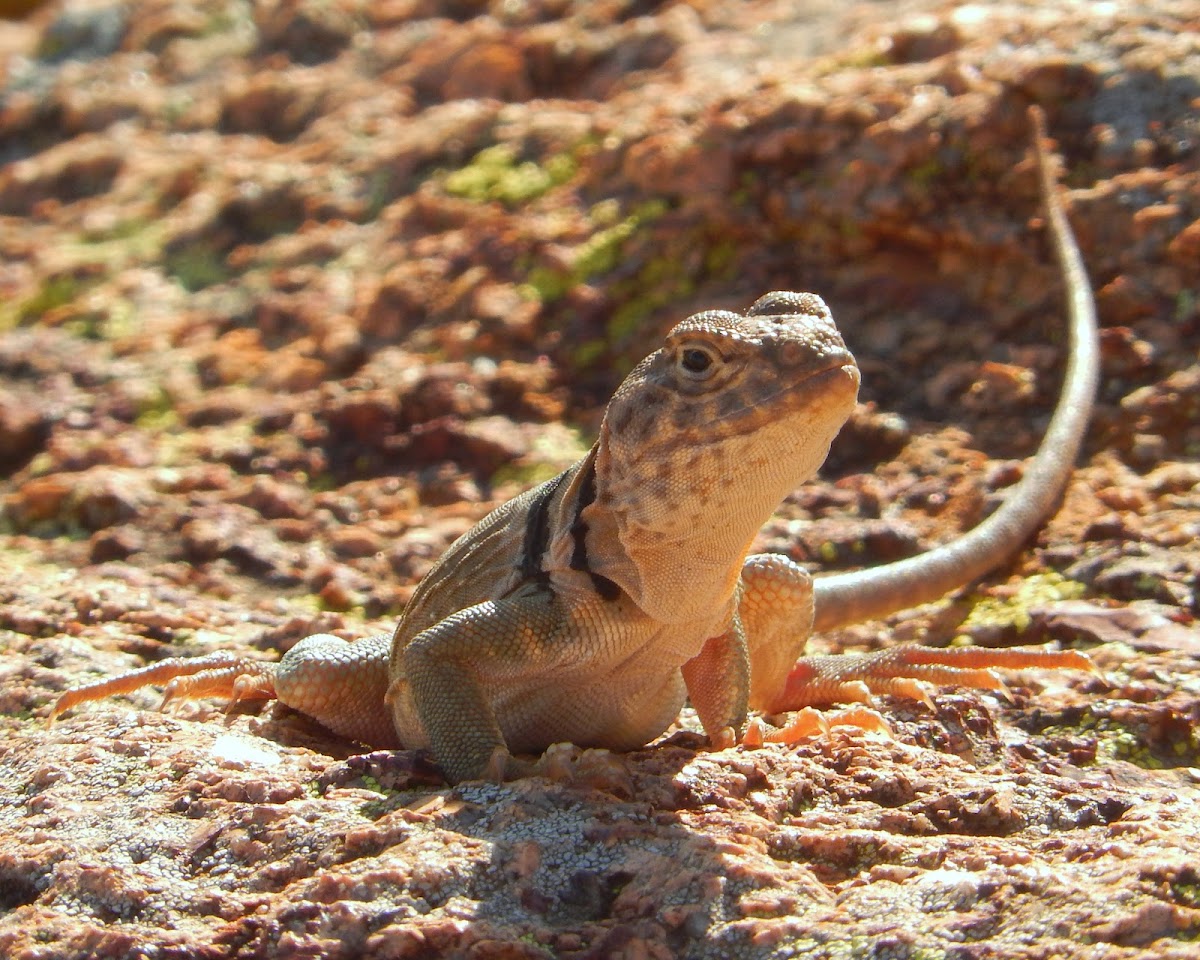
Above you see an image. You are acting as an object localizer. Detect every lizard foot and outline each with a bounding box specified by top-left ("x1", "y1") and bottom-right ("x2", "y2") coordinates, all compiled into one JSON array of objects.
[
  {"x1": 743, "y1": 705, "x2": 891, "y2": 748},
  {"x1": 477, "y1": 743, "x2": 631, "y2": 793},
  {"x1": 482, "y1": 745, "x2": 540, "y2": 781},
  {"x1": 535, "y1": 742, "x2": 630, "y2": 792},
  {"x1": 773, "y1": 643, "x2": 1097, "y2": 713},
  {"x1": 49, "y1": 652, "x2": 278, "y2": 724}
]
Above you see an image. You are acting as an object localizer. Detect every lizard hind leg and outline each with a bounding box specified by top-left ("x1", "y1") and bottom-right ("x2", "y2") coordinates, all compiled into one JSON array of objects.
[
  {"x1": 49, "y1": 651, "x2": 277, "y2": 724},
  {"x1": 774, "y1": 643, "x2": 1097, "y2": 715}
]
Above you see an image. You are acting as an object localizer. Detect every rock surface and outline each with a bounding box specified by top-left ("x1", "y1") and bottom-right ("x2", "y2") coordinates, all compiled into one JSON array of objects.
[{"x1": 2, "y1": 0, "x2": 1199, "y2": 957}]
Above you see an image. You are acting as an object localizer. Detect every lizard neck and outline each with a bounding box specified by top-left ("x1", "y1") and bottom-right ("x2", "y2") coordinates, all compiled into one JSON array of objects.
[{"x1": 577, "y1": 411, "x2": 838, "y2": 625}]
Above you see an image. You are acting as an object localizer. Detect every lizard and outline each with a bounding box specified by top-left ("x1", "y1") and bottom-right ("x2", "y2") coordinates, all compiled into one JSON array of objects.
[{"x1": 50, "y1": 108, "x2": 1099, "y2": 785}]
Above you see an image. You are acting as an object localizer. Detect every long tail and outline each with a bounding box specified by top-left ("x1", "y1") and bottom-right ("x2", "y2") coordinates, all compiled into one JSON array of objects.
[{"x1": 812, "y1": 106, "x2": 1100, "y2": 633}]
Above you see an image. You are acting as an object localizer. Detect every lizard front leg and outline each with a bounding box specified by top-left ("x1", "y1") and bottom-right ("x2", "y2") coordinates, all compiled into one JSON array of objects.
[
  {"x1": 394, "y1": 587, "x2": 594, "y2": 784},
  {"x1": 739, "y1": 553, "x2": 816, "y2": 712},
  {"x1": 680, "y1": 607, "x2": 751, "y2": 750}
]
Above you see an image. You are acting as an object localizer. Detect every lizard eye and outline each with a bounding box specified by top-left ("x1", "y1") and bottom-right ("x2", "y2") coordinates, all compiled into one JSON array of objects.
[{"x1": 678, "y1": 344, "x2": 717, "y2": 379}]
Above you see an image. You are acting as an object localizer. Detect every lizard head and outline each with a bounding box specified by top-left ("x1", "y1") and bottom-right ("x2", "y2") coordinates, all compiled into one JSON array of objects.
[{"x1": 585, "y1": 291, "x2": 860, "y2": 623}]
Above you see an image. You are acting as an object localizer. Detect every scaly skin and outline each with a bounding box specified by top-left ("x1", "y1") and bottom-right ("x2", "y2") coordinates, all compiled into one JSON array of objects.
[{"x1": 51, "y1": 109, "x2": 1098, "y2": 784}]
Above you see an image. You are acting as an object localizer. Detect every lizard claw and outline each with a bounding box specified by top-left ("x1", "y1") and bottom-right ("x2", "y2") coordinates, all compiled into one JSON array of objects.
[
  {"x1": 772, "y1": 706, "x2": 832, "y2": 742},
  {"x1": 709, "y1": 725, "x2": 739, "y2": 752},
  {"x1": 742, "y1": 717, "x2": 767, "y2": 748},
  {"x1": 485, "y1": 745, "x2": 528, "y2": 781}
]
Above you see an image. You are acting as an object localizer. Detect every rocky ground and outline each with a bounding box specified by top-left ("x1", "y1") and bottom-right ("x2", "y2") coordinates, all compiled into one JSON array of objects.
[{"x1": 1, "y1": 0, "x2": 1199, "y2": 957}]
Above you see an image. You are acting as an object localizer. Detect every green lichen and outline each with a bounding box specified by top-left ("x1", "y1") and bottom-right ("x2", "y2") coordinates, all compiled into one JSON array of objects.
[
  {"x1": 836, "y1": 215, "x2": 864, "y2": 242},
  {"x1": 165, "y1": 241, "x2": 231, "y2": 292},
  {"x1": 2, "y1": 274, "x2": 94, "y2": 329},
  {"x1": 605, "y1": 257, "x2": 693, "y2": 345},
  {"x1": 574, "y1": 199, "x2": 667, "y2": 277},
  {"x1": 520, "y1": 199, "x2": 668, "y2": 306},
  {"x1": 571, "y1": 339, "x2": 608, "y2": 369},
  {"x1": 308, "y1": 472, "x2": 341, "y2": 494},
  {"x1": 907, "y1": 157, "x2": 944, "y2": 191},
  {"x1": 958, "y1": 572, "x2": 1086, "y2": 637},
  {"x1": 813, "y1": 44, "x2": 891, "y2": 76},
  {"x1": 1175, "y1": 288, "x2": 1197, "y2": 323},
  {"x1": 570, "y1": 215, "x2": 745, "y2": 372},
  {"x1": 134, "y1": 387, "x2": 179, "y2": 431},
  {"x1": 1042, "y1": 709, "x2": 1200, "y2": 770},
  {"x1": 524, "y1": 263, "x2": 573, "y2": 303},
  {"x1": 358, "y1": 775, "x2": 386, "y2": 794},
  {"x1": 516, "y1": 933, "x2": 552, "y2": 955},
  {"x1": 730, "y1": 170, "x2": 759, "y2": 208},
  {"x1": 163, "y1": 92, "x2": 194, "y2": 126},
  {"x1": 491, "y1": 461, "x2": 543, "y2": 489},
  {"x1": 589, "y1": 197, "x2": 621, "y2": 226},
  {"x1": 817, "y1": 541, "x2": 839, "y2": 564},
  {"x1": 444, "y1": 144, "x2": 576, "y2": 207},
  {"x1": 1097, "y1": 720, "x2": 1159, "y2": 768},
  {"x1": 61, "y1": 309, "x2": 108, "y2": 340},
  {"x1": 0, "y1": 218, "x2": 169, "y2": 333},
  {"x1": 61, "y1": 216, "x2": 168, "y2": 281},
  {"x1": 704, "y1": 235, "x2": 739, "y2": 275},
  {"x1": 98, "y1": 297, "x2": 139, "y2": 341},
  {"x1": 54, "y1": 295, "x2": 138, "y2": 341},
  {"x1": 491, "y1": 427, "x2": 590, "y2": 490}
]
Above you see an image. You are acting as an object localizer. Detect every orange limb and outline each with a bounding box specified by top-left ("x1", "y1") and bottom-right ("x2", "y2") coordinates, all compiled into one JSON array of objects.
[
  {"x1": 49, "y1": 652, "x2": 277, "y2": 723},
  {"x1": 773, "y1": 644, "x2": 1096, "y2": 714}
]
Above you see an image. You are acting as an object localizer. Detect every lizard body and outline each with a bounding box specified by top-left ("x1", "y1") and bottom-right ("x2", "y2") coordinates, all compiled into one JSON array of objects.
[{"x1": 52, "y1": 110, "x2": 1099, "y2": 784}]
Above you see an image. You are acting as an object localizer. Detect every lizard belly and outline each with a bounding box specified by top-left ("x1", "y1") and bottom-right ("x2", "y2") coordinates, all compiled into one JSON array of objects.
[
  {"x1": 386, "y1": 656, "x2": 688, "y2": 755},
  {"x1": 495, "y1": 668, "x2": 687, "y2": 754},
  {"x1": 490, "y1": 612, "x2": 715, "y2": 754}
]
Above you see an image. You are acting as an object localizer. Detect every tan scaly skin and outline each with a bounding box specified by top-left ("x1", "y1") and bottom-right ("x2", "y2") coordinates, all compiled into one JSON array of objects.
[{"x1": 50, "y1": 109, "x2": 1099, "y2": 785}]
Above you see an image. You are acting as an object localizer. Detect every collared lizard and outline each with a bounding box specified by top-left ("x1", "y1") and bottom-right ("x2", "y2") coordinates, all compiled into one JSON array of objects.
[{"x1": 51, "y1": 109, "x2": 1099, "y2": 784}]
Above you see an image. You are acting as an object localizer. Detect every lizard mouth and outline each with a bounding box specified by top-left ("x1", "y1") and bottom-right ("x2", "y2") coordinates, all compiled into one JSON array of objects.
[
  {"x1": 785, "y1": 360, "x2": 860, "y2": 419},
  {"x1": 792, "y1": 358, "x2": 859, "y2": 399},
  {"x1": 712, "y1": 360, "x2": 859, "y2": 429},
  {"x1": 812, "y1": 360, "x2": 860, "y2": 393}
]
